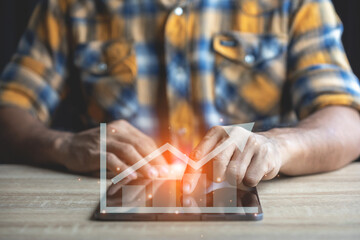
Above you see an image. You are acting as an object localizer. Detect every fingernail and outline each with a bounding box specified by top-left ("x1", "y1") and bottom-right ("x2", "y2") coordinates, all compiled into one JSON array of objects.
[
  {"x1": 183, "y1": 182, "x2": 191, "y2": 193},
  {"x1": 108, "y1": 186, "x2": 117, "y2": 196},
  {"x1": 160, "y1": 166, "x2": 169, "y2": 176},
  {"x1": 184, "y1": 198, "x2": 191, "y2": 206},
  {"x1": 129, "y1": 172, "x2": 137, "y2": 180},
  {"x1": 149, "y1": 168, "x2": 159, "y2": 179}
]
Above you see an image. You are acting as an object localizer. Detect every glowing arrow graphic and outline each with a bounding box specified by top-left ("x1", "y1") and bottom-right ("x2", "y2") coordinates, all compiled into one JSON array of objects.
[{"x1": 111, "y1": 122, "x2": 254, "y2": 184}]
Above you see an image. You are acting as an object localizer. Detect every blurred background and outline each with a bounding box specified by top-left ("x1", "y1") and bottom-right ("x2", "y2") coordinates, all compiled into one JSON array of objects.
[{"x1": 0, "y1": 0, "x2": 359, "y2": 79}]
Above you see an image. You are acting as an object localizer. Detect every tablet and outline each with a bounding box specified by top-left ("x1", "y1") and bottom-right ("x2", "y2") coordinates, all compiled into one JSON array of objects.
[{"x1": 93, "y1": 175, "x2": 263, "y2": 221}]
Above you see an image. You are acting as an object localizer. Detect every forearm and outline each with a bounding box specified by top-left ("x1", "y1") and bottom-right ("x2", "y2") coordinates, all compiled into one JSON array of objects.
[
  {"x1": 0, "y1": 107, "x2": 71, "y2": 165},
  {"x1": 266, "y1": 106, "x2": 360, "y2": 176}
]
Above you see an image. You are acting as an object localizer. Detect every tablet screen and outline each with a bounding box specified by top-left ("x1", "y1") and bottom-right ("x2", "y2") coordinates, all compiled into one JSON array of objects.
[{"x1": 101, "y1": 175, "x2": 262, "y2": 219}]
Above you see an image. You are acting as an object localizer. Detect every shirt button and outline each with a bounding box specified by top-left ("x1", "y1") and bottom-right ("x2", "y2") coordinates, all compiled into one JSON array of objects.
[
  {"x1": 175, "y1": 67, "x2": 187, "y2": 81},
  {"x1": 97, "y1": 63, "x2": 108, "y2": 72},
  {"x1": 174, "y1": 7, "x2": 184, "y2": 16},
  {"x1": 244, "y1": 54, "x2": 255, "y2": 65}
]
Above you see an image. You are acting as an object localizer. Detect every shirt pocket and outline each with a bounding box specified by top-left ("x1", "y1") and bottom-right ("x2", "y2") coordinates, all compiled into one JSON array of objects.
[
  {"x1": 74, "y1": 39, "x2": 138, "y2": 122},
  {"x1": 212, "y1": 31, "x2": 287, "y2": 118}
]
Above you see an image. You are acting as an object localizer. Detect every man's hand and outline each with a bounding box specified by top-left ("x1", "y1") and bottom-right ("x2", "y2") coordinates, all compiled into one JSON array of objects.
[
  {"x1": 183, "y1": 107, "x2": 360, "y2": 194},
  {"x1": 183, "y1": 126, "x2": 283, "y2": 193},
  {"x1": 0, "y1": 107, "x2": 170, "y2": 179},
  {"x1": 59, "y1": 120, "x2": 169, "y2": 178}
]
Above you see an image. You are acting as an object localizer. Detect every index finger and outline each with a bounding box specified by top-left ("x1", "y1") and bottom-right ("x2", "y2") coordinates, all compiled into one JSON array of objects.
[
  {"x1": 182, "y1": 126, "x2": 227, "y2": 193},
  {"x1": 182, "y1": 166, "x2": 202, "y2": 194},
  {"x1": 191, "y1": 126, "x2": 228, "y2": 161}
]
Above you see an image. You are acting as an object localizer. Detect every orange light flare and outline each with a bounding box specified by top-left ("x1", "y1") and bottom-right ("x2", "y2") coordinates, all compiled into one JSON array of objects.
[
  {"x1": 171, "y1": 163, "x2": 185, "y2": 174},
  {"x1": 166, "y1": 163, "x2": 186, "y2": 179},
  {"x1": 149, "y1": 136, "x2": 197, "y2": 179}
]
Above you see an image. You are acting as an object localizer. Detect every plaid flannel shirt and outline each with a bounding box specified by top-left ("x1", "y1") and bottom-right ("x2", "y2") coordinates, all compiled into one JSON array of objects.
[{"x1": 0, "y1": 0, "x2": 359, "y2": 149}]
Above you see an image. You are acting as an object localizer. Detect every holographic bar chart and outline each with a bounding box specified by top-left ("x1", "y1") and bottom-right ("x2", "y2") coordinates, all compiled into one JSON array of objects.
[{"x1": 100, "y1": 122, "x2": 257, "y2": 214}]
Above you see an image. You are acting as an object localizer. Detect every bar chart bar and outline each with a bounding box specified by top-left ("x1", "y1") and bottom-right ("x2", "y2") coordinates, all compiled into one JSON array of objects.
[
  {"x1": 152, "y1": 180, "x2": 177, "y2": 207},
  {"x1": 122, "y1": 185, "x2": 146, "y2": 207}
]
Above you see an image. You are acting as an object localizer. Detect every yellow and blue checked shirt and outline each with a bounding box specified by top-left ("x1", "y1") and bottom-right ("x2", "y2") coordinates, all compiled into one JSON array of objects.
[{"x1": 0, "y1": 0, "x2": 360, "y2": 148}]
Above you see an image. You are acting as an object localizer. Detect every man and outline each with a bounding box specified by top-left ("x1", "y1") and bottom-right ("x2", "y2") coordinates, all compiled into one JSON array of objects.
[{"x1": 0, "y1": 0, "x2": 359, "y2": 193}]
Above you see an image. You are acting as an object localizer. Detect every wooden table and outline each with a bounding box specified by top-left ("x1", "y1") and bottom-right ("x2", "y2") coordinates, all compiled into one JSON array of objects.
[{"x1": 0, "y1": 163, "x2": 359, "y2": 240}]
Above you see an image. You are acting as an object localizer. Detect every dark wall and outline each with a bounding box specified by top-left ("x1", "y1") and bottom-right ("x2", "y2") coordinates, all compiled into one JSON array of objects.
[
  {"x1": 0, "y1": 0, "x2": 40, "y2": 73},
  {"x1": 0, "y1": 0, "x2": 359, "y2": 77},
  {"x1": 332, "y1": 0, "x2": 360, "y2": 79}
]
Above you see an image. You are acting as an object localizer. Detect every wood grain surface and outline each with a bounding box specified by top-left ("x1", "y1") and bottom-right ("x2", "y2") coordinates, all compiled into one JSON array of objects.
[{"x1": 0, "y1": 163, "x2": 359, "y2": 240}]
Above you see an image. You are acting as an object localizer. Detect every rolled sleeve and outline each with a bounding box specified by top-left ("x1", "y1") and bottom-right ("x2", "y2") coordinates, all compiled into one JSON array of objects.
[
  {"x1": 0, "y1": 0, "x2": 68, "y2": 123},
  {"x1": 288, "y1": 0, "x2": 360, "y2": 119}
]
